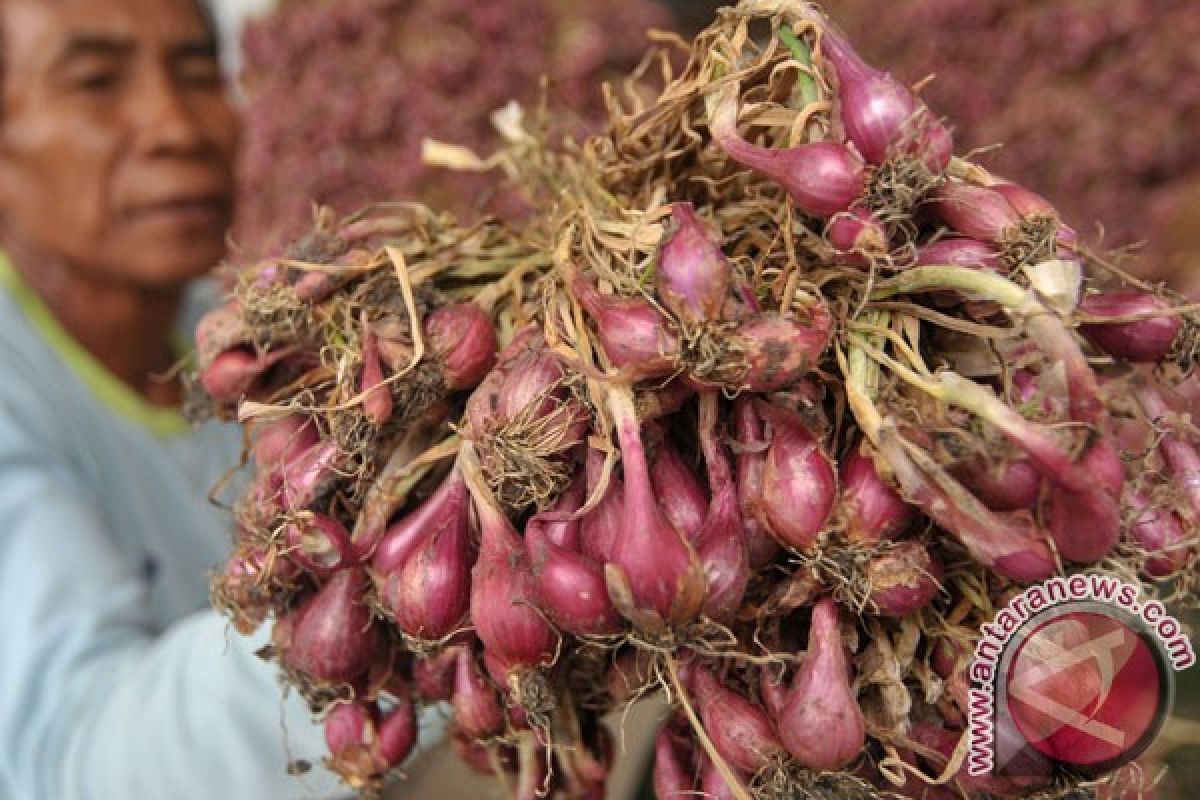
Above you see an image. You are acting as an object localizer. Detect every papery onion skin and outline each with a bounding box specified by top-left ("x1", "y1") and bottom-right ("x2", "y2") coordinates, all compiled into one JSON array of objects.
[
  {"x1": 865, "y1": 540, "x2": 942, "y2": 616},
  {"x1": 425, "y1": 302, "x2": 499, "y2": 389}
]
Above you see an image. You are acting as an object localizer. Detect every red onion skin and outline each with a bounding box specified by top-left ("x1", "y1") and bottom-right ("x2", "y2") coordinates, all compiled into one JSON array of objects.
[
  {"x1": 496, "y1": 345, "x2": 568, "y2": 422},
  {"x1": 828, "y1": 208, "x2": 888, "y2": 257},
  {"x1": 694, "y1": 476, "x2": 750, "y2": 624},
  {"x1": 653, "y1": 727, "x2": 696, "y2": 800},
  {"x1": 470, "y1": 492, "x2": 561, "y2": 674},
  {"x1": 989, "y1": 181, "x2": 1053, "y2": 216},
  {"x1": 878, "y1": 427, "x2": 1055, "y2": 581},
  {"x1": 1045, "y1": 437, "x2": 1123, "y2": 564},
  {"x1": 952, "y1": 456, "x2": 1042, "y2": 512},
  {"x1": 840, "y1": 440, "x2": 914, "y2": 543},
  {"x1": 733, "y1": 306, "x2": 833, "y2": 392},
  {"x1": 359, "y1": 321, "x2": 393, "y2": 428},
  {"x1": 569, "y1": 270, "x2": 680, "y2": 379},
  {"x1": 699, "y1": 757, "x2": 745, "y2": 800},
  {"x1": 283, "y1": 513, "x2": 356, "y2": 575},
  {"x1": 580, "y1": 448, "x2": 624, "y2": 565},
  {"x1": 818, "y1": 22, "x2": 951, "y2": 170},
  {"x1": 525, "y1": 474, "x2": 585, "y2": 551},
  {"x1": 776, "y1": 597, "x2": 865, "y2": 770},
  {"x1": 695, "y1": 395, "x2": 750, "y2": 623},
  {"x1": 453, "y1": 647, "x2": 505, "y2": 740},
  {"x1": 607, "y1": 389, "x2": 705, "y2": 627},
  {"x1": 281, "y1": 439, "x2": 340, "y2": 512},
  {"x1": 369, "y1": 469, "x2": 469, "y2": 570},
  {"x1": 759, "y1": 664, "x2": 792, "y2": 722},
  {"x1": 376, "y1": 696, "x2": 418, "y2": 766},
  {"x1": 285, "y1": 568, "x2": 381, "y2": 684},
  {"x1": 756, "y1": 403, "x2": 837, "y2": 550},
  {"x1": 865, "y1": 540, "x2": 942, "y2": 616},
  {"x1": 932, "y1": 182, "x2": 1021, "y2": 243},
  {"x1": 413, "y1": 648, "x2": 458, "y2": 703},
  {"x1": 1137, "y1": 383, "x2": 1200, "y2": 517},
  {"x1": 732, "y1": 398, "x2": 780, "y2": 567},
  {"x1": 1079, "y1": 290, "x2": 1183, "y2": 363},
  {"x1": 200, "y1": 347, "x2": 267, "y2": 403},
  {"x1": 526, "y1": 521, "x2": 623, "y2": 636},
  {"x1": 375, "y1": 491, "x2": 474, "y2": 643},
  {"x1": 692, "y1": 667, "x2": 785, "y2": 774},
  {"x1": 914, "y1": 237, "x2": 1002, "y2": 272},
  {"x1": 324, "y1": 702, "x2": 389, "y2": 785},
  {"x1": 712, "y1": 104, "x2": 865, "y2": 218},
  {"x1": 425, "y1": 302, "x2": 498, "y2": 389},
  {"x1": 908, "y1": 722, "x2": 1050, "y2": 796},
  {"x1": 652, "y1": 442, "x2": 709, "y2": 542},
  {"x1": 658, "y1": 203, "x2": 733, "y2": 325},
  {"x1": 251, "y1": 415, "x2": 318, "y2": 471},
  {"x1": 1127, "y1": 490, "x2": 1191, "y2": 578}
]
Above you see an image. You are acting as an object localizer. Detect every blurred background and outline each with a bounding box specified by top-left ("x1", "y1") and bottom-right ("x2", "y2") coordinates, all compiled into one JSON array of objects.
[{"x1": 205, "y1": 0, "x2": 1200, "y2": 796}]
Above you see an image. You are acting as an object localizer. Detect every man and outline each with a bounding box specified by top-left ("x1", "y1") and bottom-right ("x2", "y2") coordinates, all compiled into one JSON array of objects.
[{"x1": 0, "y1": 1, "x2": 433, "y2": 797}]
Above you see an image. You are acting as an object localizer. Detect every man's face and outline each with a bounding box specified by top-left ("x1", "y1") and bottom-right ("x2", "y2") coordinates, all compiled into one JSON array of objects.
[{"x1": 0, "y1": 0, "x2": 238, "y2": 288}]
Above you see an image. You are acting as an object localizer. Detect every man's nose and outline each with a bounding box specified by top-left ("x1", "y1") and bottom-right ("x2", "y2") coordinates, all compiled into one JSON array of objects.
[{"x1": 132, "y1": 70, "x2": 212, "y2": 156}]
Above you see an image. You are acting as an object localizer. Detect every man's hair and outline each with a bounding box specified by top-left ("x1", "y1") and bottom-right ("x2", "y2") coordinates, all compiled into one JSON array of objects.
[{"x1": 0, "y1": 0, "x2": 221, "y2": 108}]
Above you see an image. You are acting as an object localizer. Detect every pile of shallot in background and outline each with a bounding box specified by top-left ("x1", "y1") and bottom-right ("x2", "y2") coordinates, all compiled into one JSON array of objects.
[{"x1": 196, "y1": 1, "x2": 1199, "y2": 797}]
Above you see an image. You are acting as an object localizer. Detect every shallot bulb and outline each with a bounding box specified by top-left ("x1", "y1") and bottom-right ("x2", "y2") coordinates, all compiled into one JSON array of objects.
[
  {"x1": 280, "y1": 439, "x2": 341, "y2": 512},
  {"x1": 425, "y1": 302, "x2": 498, "y2": 389},
  {"x1": 865, "y1": 540, "x2": 942, "y2": 616},
  {"x1": 694, "y1": 393, "x2": 750, "y2": 623},
  {"x1": 373, "y1": 471, "x2": 474, "y2": 643},
  {"x1": 692, "y1": 666, "x2": 784, "y2": 774},
  {"x1": 604, "y1": 388, "x2": 705, "y2": 629},
  {"x1": 527, "y1": 502, "x2": 623, "y2": 637},
  {"x1": 651, "y1": 441, "x2": 708, "y2": 541},
  {"x1": 914, "y1": 237, "x2": 1002, "y2": 272},
  {"x1": 469, "y1": 472, "x2": 561, "y2": 680},
  {"x1": 653, "y1": 725, "x2": 696, "y2": 799},
  {"x1": 729, "y1": 305, "x2": 833, "y2": 392},
  {"x1": 658, "y1": 203, "x2": 732, "y2": 326},
  {"x1": 1127, "y1": 490, "x2": 1191, "y2": 578},
  {"x1": 732, "y1": 397, "x2": 780, "y2": 567},
  {"x1": 840, "y1": 439, "x2": 913, "y2": 543},
  {"x1": 932, "y1": 182, "x2": 1021, "y2": 243},
  {"x1": 250, "y1": 415, "x2": 318, "y2": 471},
  {"x1": 324, "y1": 698, "x2": 417, "y2": 787},
  {"x1": 817, "y1": 20, "x2": 952, "y2": 170},
  {"x1": 359, "y1": 313, "x2": 393, "y2": 427},
  {"x1": 452, "y1": 646, "x2": 505, "y2": 740},
  {"x1": 569, "y1": 269, "x2": 680, "y2": 379},
  {"x1": 580, "y1": 447, "x2": 624, "y2": 565},
  {"x1": 1079, "y1": 290, "x2": 1183, "y2": 364},
  {"x1": 775, "y1": 597, "x2": 865, "y2": 770},
  {"x1": 711, "y1": 90, "x2": 864, "y2": 218},
  {"x1": 282, "y1": 513, "x2": 356, "y2": 575},
  {"x1": 755, "y1": 402, "x2": 837, "y2": 550},
  {"x1": 828, "y1": 208, "x2": 888, "y2": 258},
  {"x1": 280, "y1": 568, "x2": 381, "y2": 684}
]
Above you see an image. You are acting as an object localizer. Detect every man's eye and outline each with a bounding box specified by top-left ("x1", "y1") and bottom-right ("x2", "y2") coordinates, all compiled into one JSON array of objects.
[
  {"x1": 73, "y1": 71, "x2": 120, "y2": 91},
  {"x1": 178, "y1": 61, "x2": 222, "y2": 89}
]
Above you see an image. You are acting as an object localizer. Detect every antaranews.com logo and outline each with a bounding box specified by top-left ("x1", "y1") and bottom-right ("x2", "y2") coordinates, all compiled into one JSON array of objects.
[{"x1": 967, "y1": 574, "x2": 1194, "y2": 777}]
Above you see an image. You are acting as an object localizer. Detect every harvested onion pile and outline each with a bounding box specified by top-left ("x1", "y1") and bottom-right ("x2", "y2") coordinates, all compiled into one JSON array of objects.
[{"x1": 196, "y1": 2, "x2": 1199, "y2": 797}]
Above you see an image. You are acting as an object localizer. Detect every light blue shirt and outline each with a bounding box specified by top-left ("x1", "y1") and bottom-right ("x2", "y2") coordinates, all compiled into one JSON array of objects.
[{"x1": 0, "y1": 259, "x2": 432, "y2": 799}]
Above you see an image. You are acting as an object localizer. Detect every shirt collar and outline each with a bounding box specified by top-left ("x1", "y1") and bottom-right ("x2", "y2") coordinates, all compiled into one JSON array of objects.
[{"x1": 0, "y1": 252, "x2": 191, "y2": 437}]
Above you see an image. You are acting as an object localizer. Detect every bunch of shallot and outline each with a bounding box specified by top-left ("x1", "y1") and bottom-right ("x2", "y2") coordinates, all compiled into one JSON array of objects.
[{"x1": 199, "y1": 1, "x2": 1197, "y2": 797}]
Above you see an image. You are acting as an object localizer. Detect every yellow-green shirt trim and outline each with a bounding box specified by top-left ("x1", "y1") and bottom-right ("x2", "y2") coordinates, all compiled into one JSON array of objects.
[{"x1": 0, "y1": 253, "x2": 190, "y2": 437}]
